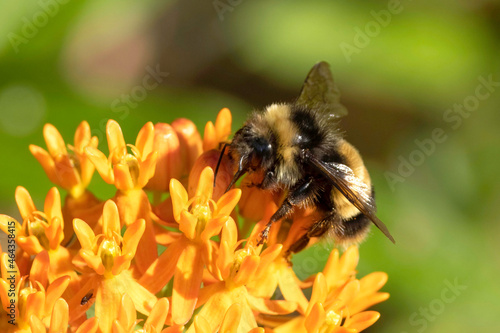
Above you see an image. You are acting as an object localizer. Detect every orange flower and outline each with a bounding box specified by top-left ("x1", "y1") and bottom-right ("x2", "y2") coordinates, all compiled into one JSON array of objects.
[
  {"x1": 0, "y1": 187, "x2": 79, "y2": 292},
  {"x1": 0, "y1": 187, "x2": 64, "y2": 256},
  {"x1": 193, "y1": 239, "x2": 297, "y2": 332},
  {"x1": 139, "y1": 166, "x2": 241, "y2": 325},
  {"x1": 85, "y1": 120, "x2": 158, "y2": 192},
  {"x1": 0, "y1": 111, "x2": 391, "y2": 332},
  {"x1": 203, "y1": 108, "x2": 232, "y2": 151},
  {"x1": 270, "y1": 246, "x2": 389, "y2": 333},
  {"x1": 86, "y1": 120, "x2": 159, "y2": 273},
  {"x1": 72, "y1": 200, "x2": 157, "y2": 332},
  {"x1": 29, "y1": 122, "x2": 98, "y2": 198},
  {"x1": 0, "y1": 251, "x2": 70, "y2": 332},
  {"x1": 30, "y1": 122, "x2": 101, "y2": 243}
]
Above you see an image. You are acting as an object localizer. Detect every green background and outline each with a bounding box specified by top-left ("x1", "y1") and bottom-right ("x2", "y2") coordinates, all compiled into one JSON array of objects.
[{"x1": 1, "y1": 0, "x2": 499, "y2": 331}]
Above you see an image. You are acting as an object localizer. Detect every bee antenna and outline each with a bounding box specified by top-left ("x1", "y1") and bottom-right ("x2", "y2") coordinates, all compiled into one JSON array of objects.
[{"x1": 214, "y1": 142, "x2": 230, "y2": 188}]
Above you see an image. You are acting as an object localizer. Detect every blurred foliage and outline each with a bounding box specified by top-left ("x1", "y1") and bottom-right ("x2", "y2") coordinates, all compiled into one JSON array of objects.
[{"x1": 1, "y1": 0, "x2": 500, "y2": 331}]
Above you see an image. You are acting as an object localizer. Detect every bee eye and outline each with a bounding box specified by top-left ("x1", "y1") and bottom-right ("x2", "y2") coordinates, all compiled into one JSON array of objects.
[{"x1": 252, "y1": 137, "x2": 272, "y2": 156}]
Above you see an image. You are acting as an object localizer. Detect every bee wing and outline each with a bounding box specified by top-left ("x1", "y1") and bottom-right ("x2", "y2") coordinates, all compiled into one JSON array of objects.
[
  {"x1": 306, "y1": 153, "x2": 395, "y2": 243},
  {"x1": 296, "y1": 61, "x2": 348, "y2": 119}
]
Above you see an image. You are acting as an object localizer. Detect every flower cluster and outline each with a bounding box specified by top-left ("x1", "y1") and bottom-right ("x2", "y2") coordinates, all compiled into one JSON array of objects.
[{"x1": 0, "y1": 108, "x2": 389, "y2": 332}]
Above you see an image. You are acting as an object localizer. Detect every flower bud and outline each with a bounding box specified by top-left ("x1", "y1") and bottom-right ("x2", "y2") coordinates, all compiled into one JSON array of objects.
[
  {"x1": 146, "y1": 123, "x2": 183, "y2": 192},
  {"x1": 188, "y1": 150, "x2": 233, "y2": 201},
  {"x1": 171, "y1": 118, "x2": 203, "y2": 174}
]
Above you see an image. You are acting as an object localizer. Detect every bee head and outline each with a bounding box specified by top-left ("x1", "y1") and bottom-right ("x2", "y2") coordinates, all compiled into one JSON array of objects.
[{"x1": 224, "y1": 124, "x2": 275, "y2": 192}]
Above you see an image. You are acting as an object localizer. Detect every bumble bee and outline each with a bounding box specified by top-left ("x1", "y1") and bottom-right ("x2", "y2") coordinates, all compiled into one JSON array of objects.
[{"x1": 217, "y1": 61, "x2": 395, "y2": 253}]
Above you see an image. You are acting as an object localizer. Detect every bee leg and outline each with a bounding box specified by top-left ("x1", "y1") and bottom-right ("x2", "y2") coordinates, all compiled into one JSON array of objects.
[
  {"x1": 258, "y1": 177, "x2": 315, "y2": 245},
  {"x1": 286, "y1": 214, "x2": 335, "y2": 255}
]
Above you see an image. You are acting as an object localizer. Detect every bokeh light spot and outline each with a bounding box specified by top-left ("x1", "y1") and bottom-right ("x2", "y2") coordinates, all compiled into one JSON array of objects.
[{"x1": 0, "y1": 84, "x2": 46, "y2": 136}]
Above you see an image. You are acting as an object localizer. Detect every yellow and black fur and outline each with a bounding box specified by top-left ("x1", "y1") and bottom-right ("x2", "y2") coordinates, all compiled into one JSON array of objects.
[{"x1": 223, "y1": 62, "x2": 394, "y2": 253}]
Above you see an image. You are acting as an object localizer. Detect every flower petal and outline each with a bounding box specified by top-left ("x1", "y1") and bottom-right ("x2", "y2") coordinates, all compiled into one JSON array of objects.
[
  {"x1": 334, "y1": 279, "x2": 360, "y2": 311},
  {"x1": 76, "y1": 317, "x2": 99, "y2": 333},
  {"x1": 30, "y1": 145, "x2": 59, "y2": 185},
  {"x1": 139, "y1": 239, "x2": 184, "y2": 294},
  {"x1": 170, "y1": 178, "x2": 189, "y2": 222},
  {"x1": 357, "y1": 272, "x2": 388, "y2": 298},
  {"x1": 145, "y1": 298, "x2": 170, "y2": 332},
  {"x1": 44, "y1": 123, "x2": 68, "y2": 156},
  {"x1": 135, "y1": 121, "x2": 155, "y2": 157},
  {"x1": 137, "y1": 151, "x2": 159, "y2": 189},
  {"x1": 96, "y1": 277, "x2": 122, "y2": 333},
  {"x1": 246, "y1": 294, "x2": 297, "y2": 315},
  {"x1": 25, "y1": 291, "x2": 45, "y2": 321},
  {"x1": 345, "y1": 311, "x2": 380, "y2": 332},
  {"x1": 162, "y1": 325, "x2": 185, "y2": 333},
  {"x1": 172, "y1": 242, "x2": 204, "y2": 325},
  {"x1": 304, "y1": 302, "x2": 325, "y2": 333},
  {"x1": 29, "y1": 314, "x2": 46, "y2": 333},
  {"x1": 30, "y1": 251, "x2": 49, "y2": 287},
  {"x1": 216, "y1": 189, "x2": 241, "y2": 217},
  {"x1": 114, "y1": 270, "x2": 157, "y2": 315},
  {"x1": 44, "y1": 187, "x2": 63, "y2": 222},
  {"x1": 215, "y1": 108, "x2": 232, "y2": 139},
  {"x1": 15, "y1": 186, "x2": 36, "y2": 220},
  {"x1": 193, "y1": 315, "x2": 211, "y2": 333},
  {"x1": 45, "y1": 275, "x2": 71, "y2": 315},
  {"x1": 339, "y1": 246, "x2": 359, "y2": 281},
  {"x1": 49, "y1": 298, "x2": 69, "y2": 333},
  {"x1": 219, "y1": 303, "x2": 242, "y2": 333},
  {"x1": 114, "y1": 163, "x2": 135, "y2": 191},
  {"x1": 106, "y1": 120, "x2": 126, "y2": 158},
  {"x1": 202, "y1": 121, "x2": 216, "y2": 151},
  {"x1": 46, "y1": 216, "x2": 64, "y2": 250},
  {"x1": 306, "y1": 273, "x2": 327, "y2": 316},
  {"x1": 221, "y1": 217, "x2": 238, "y2": 249},
  {"x1": 121, "y1": 218, "x2": 145, "y2": 258},
  {"x1": 17, "y1": 235, "x2": 44, "y2": 255},
  {"x1": 73, "y1": 218, "x2": 96, "y2": 250},
  {"x1": 179, "y1": 211, "x2": 197, "y2": 240},
  {"x1": 233, "y1": 256, "x2": 260, "y2": 287},
  {"x1": 85, "y1": 146, "x2": 114, "y2": 184},
  {"x1": 102, "y1": 200, "x2": 121, "y2": 238},
  {"x1": 74, "y1": 121, "x2": 92, "y2": 150},
  {"x1": 194, "y1": 167, "x2": 214, "y2": 201},
  {"x1": 117, "y1": 293, "x2": 137, "y2": 331},
  {"x1": 80, "y1": 250, "x2": 105, "y2": 275},
  {"x1": 349, "y1": 292, "x2": 390, "y2": 315},
  {"x1": 277, "y1": 266, "x2": 309, "y2": 314},
  {"x1": 200, "y1": 216, "x2": 228, "y2": 242}
]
